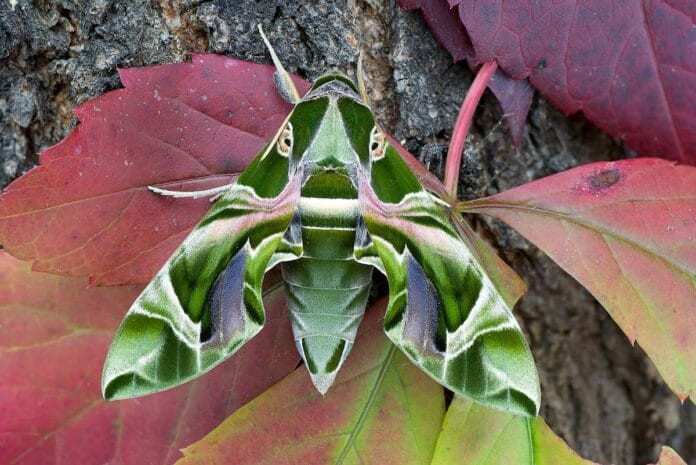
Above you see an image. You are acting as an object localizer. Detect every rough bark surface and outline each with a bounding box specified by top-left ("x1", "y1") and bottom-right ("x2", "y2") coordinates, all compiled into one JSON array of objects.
[{"x1": 0, "y1": 1, "x2": 693, "y2": 464}]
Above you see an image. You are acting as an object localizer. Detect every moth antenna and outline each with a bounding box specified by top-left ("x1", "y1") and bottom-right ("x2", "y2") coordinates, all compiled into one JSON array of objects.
[
  {"x1": 356, "y1": 51, "x2": 370, "y2": 104},
  {"x1": 148, "y1": 184, "x2": 231, "y2": 199},
  {"x1": 357, "y1": 51, "x2": 386, "y2": 139},
  {"x1": 258, "y1": 24, "x2": 301, "y2": 104}
]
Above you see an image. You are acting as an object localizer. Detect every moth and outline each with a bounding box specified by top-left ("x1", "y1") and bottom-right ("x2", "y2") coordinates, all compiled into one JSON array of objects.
[{"x1": 102, "y1": 27, "x2": 540, "y2": 417}]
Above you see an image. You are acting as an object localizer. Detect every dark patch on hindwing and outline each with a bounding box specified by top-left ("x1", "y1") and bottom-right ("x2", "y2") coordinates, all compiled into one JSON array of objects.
[
  {"x1": 402, "y1": 255, "x2": 443, "y2": 355},
  {"x1": 201, "y1": 248, "x2": 247, "y2": 347}
]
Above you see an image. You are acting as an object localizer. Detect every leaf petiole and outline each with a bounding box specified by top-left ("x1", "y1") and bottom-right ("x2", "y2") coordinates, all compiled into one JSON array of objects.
[{"x1": 444, "y1": 60, "x2": 498, "y2": 199}]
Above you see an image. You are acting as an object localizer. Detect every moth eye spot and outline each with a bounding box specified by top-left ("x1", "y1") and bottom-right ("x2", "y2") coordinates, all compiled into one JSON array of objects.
[
  {"x1": 277, "y1": 121, "x2": 294, "y2": 157},
  {"x1": 369, "y1": 126, "x2": 386, "y2": 160}
]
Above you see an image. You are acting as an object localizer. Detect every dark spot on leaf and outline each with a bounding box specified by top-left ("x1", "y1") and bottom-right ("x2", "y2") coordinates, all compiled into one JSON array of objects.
[
  {"x1": 536, "y1": 58, "x2": 547, "y2": 70},
  {"x1": 588, "y1": 168, "x2": 621, "y2": 190}
]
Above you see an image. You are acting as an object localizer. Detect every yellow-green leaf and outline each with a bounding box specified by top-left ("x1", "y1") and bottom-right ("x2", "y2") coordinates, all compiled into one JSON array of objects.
[{"x1": 431, "y1": 397, "x2": 598, "y2": 465}]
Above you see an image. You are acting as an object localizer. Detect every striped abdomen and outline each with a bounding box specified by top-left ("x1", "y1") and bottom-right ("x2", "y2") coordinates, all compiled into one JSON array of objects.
[{"x1": 280, "y1": 190, "x2": 372, "y2": 393}]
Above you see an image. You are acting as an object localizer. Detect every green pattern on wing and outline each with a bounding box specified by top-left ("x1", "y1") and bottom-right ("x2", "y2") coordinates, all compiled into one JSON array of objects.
[
  {"x1": 359, "y1": 144, "x2": 540, "y2": 417},
  {"x1": 102, "y1": 173, "x2": 301, "y2": 400}
]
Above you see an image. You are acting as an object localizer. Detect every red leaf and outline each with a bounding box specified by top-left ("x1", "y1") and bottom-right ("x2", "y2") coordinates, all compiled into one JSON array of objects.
[
  {"x1": 398, "y1": 0, "x2": 471, "y2": 62},
  {"x1": 487, "y1": 70, "x2": 534, "y2": 146},
  {"x1": 402, "y1": 0, "x2": 696, "y2": 164},
  {"x1": 0, "y1": 55, "x2": 310, "y2": 285},
  {"x1": 0, "y1": 251, "x2": 298, "y2": 465},
  {"x1": 459, "y1": 158, "x2": 696, "y2": 400}
]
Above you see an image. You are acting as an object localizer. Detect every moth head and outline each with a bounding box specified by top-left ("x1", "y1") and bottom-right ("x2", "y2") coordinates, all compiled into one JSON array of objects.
[{"x1": 305, "y1": 72, "x2": 363, "y2": 103}]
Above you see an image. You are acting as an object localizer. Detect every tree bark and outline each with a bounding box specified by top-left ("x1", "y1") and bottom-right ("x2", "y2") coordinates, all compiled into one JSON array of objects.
[{"x1": 0, "y1": 1, "x2": 693, "y2": 463}]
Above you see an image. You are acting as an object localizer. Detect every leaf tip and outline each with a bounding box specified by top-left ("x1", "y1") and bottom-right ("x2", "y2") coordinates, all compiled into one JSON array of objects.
[{"x1": 626, "y1": 327, "x2": 637, "y2": 346}]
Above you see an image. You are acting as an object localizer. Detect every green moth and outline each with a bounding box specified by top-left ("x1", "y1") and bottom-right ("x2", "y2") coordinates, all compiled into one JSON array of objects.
[{"x1": 102, "y1": 27, "x2": 540, "y2": 417}]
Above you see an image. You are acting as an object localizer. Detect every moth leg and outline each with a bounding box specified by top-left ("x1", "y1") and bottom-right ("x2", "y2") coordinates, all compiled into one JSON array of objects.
[
  {"x1": 258, "y1": 24, "x2": 301, "y2": 104},
  {"x1": 147, "y1": 184, "x2": 232, "y2": 199}
]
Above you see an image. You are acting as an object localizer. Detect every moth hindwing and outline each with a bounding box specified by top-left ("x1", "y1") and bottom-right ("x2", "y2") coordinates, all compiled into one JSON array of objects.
[{"x1": 102, "y1": 39, "x2": 540, "y2": 417}]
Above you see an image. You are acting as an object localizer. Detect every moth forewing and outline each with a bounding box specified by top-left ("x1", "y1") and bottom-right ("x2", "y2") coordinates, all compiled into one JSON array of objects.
[
  {"x1": 356, "y1": 141, "x2": 541, "y2": 417},
  {"x1": 101, "y1": 121, "x2": 305, "y2": 400}
]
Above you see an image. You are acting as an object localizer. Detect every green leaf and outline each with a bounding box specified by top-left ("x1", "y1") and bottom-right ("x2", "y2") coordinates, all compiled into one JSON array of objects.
[
  {"x1": 431, "y1": 397, "x2": 598, "y2": 465},
  {"x1": 176, "y1": 300, "x2": 445, "y2": 465}
]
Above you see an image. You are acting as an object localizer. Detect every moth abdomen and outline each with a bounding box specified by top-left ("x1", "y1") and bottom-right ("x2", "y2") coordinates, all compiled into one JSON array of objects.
[
  {"x1": 281, "y1": 187, "x2": 373, "y2": 394},
  {"x1": 282, "y1": 257, "x2": 373, "y2": 394}
]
